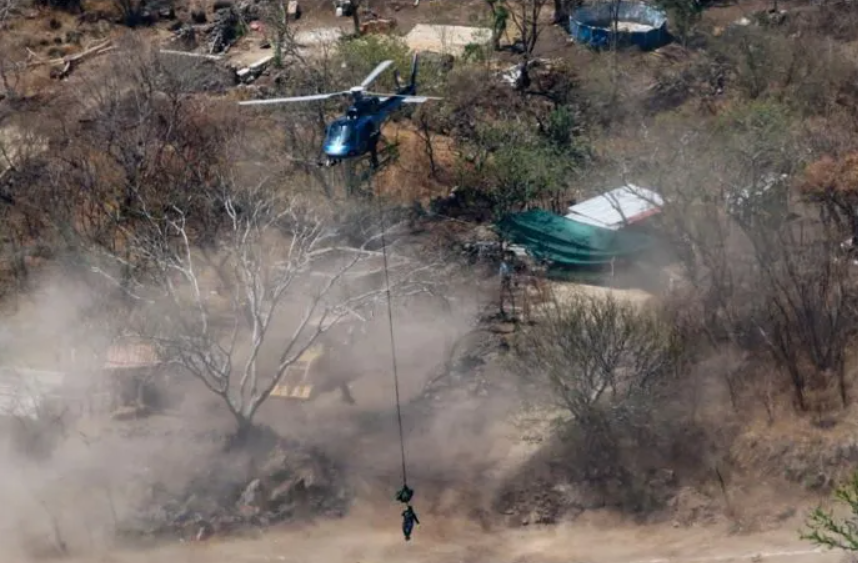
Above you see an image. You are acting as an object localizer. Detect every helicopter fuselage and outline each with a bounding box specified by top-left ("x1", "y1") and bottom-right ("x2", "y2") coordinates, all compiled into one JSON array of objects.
[{"x1": 321, "y1": 81, "x2": 416, "y2": 165}]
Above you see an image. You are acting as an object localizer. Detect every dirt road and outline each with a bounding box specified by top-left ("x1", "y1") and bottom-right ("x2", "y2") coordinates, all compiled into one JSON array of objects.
[{"x1": 49, "y1": 506, "x2": 840, "y2": 563}]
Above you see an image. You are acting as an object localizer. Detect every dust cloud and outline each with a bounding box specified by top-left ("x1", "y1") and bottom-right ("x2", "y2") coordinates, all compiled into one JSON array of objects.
[{"x1": 0, "y1": 264, "x2": 530, "y2": 561}]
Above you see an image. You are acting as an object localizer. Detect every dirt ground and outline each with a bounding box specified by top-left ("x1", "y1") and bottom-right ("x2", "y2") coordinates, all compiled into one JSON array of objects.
[{"x1": 19, "y1": 511, "x2": 839, "y2": 563}]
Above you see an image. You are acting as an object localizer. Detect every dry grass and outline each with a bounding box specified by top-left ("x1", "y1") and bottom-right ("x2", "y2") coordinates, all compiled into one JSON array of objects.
[{"x1": 374, "y1": 121, "x2": 456, "y2": 203}]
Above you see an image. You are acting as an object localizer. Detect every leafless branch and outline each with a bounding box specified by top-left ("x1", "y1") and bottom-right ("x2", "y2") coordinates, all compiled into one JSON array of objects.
[{"x1": 110, "y1": 179, "x2": 439, "y2": 430}]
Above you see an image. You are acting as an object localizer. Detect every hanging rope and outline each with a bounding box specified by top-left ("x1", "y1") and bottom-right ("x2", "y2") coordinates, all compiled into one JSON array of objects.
[{"x1": 377, "y1": 199, "x2": 409, "y2": 491}]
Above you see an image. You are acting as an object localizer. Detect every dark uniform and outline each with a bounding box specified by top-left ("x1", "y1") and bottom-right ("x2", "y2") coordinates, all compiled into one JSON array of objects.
[
  {"x1": 402, "y1": 505, "x2": 420, "y2": 541},
  {"x1": 499, "y1": 259, "x2": 514, "y2": 316}
]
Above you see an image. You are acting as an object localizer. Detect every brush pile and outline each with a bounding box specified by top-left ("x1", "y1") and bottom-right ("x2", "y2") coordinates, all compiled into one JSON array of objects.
[{"x1": 127, "y1": 438, "x2": 350, "y2": 540}]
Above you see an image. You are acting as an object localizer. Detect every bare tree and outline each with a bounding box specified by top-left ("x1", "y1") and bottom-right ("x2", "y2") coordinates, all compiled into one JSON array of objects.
[
  {"x1": 750, "y1": 220, "x2": 858, "y2": 411},
  {"x1": 624, "y1": 104, "x2": 858, "y2": 415},
  {"x1": 23, "y1": 41, "x2": 238, "y2": 295},
  {"x1": 351, "y1": 0, "x2": 363, "y2": 36},
  {"x1": 485, "y1": 0, "x2": 550, "y2": 54},
  {"x1": 484, "y1": 0, "x2": 550, "y2": 90},
  {"x1": 262, "y1": 0, "x2": 291, "y2": 67},
  {"x1": 118, "y1": 182, "x2": 433, "y2": 436},
  {"x1": 511, "y1": 292, "x2": 684, "y2": 422},
  {"x1": 800, "y1": 153, "x2": 858, "y2": 246}
]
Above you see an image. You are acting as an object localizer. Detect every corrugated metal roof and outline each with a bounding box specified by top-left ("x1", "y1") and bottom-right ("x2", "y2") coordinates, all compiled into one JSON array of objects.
[
  {"x1": 565, "y1": 184, "x2": 664, "y2": 231},
  {"x1": 104, "y1": 343, "x2": 161, "y2": 370}
]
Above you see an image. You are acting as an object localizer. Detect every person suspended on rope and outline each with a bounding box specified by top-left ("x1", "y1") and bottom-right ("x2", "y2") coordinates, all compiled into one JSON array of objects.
[{"x1": 401, "y1": 504, "x2": 420, "y2": 541}]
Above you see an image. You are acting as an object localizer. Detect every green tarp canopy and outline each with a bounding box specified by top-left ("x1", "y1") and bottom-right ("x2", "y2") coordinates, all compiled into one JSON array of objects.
[{"x1": 495, "y1": 209, "x2": 654, "y2": 267}]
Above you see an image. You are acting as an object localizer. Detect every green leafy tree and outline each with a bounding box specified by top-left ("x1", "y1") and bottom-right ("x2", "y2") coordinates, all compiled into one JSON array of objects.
[
  {"x1": 491, "y1": 141, "x2": 569, "y2": 216},
  {"x1": 337, "y1": 34, "x2": 412, "y2": 91},
  {"x1": 803, "y1": 472, "x2": 858, "y2": 551},
  {"x1": 460, "y1": 121, "x2": 576, "y2": 217}
]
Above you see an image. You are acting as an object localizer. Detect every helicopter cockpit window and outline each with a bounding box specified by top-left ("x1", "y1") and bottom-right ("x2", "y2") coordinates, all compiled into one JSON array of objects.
[{"x1": 327, "y1": 122, "x2": 353, "y2": 145}]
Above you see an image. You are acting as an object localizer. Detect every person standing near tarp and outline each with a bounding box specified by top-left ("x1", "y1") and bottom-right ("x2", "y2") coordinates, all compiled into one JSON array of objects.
[{"x1": 499, "y1": 253, "x2": 515, "y2": 318}]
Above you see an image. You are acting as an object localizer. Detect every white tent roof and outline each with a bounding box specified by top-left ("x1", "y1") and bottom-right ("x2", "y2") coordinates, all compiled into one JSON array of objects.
[{"x1": 565, "y1": 184, "x2": 664, "y2": 231}]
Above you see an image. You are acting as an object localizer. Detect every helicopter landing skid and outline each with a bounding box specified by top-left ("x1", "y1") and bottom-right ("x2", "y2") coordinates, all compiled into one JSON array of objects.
[{"x1": 318, "y1": 157, "x2": 342, "y2": 168}]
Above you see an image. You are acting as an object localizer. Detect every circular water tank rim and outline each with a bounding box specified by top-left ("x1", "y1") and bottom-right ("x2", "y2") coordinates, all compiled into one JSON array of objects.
[{"x1": 570, "y1": 1, "x2": 668, "y2": 30}]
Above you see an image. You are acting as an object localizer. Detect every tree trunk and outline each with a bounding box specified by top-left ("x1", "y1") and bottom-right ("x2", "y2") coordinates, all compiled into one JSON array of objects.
[
  {"x1": 227, "y1": 414, "x2": 258, "y2": 449},
  {"x1": 553, "y1": 0, "x2": 567, "y2": 24},
  {"x1": 788, "y1": 364, "x2": 806, "y2": 411},
  {"x1": 352, "y1": 5, "x2": 361, "y2": 36},
  {"x1": 418, "y1": 114, "x2": 438, "y2": 179},
  {"x1": 838, "y1": 357, "x2": 848, "y2": 408}
]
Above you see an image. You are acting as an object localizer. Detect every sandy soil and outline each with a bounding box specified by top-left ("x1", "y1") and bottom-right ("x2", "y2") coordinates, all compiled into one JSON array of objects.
[
  {"x1": 404, "y1": 23, "x2": 492, "y2": 55},
  {"x1": 40, "y1": 511, "x2": 839, "y2": 563}
]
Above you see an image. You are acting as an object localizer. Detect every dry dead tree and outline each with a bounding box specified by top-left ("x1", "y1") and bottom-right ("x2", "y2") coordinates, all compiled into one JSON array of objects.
[
  {"x1": 511, "y1": 292, "x2": 684, "y2": 421},
  {"x1": 96, "y1": 180, "x2": 438, "y2": 434}
]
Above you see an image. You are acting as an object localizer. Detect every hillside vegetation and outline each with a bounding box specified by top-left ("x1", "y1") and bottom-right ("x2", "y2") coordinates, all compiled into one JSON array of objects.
[{"x1": 5, "y1": 0, "x2": 858, "y2": 558}]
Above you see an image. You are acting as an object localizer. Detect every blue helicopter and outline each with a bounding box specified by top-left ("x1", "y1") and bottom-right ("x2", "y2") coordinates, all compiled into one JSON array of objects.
[{"x1": 238, "y1": 54, "x2": 440, "y2": 168}]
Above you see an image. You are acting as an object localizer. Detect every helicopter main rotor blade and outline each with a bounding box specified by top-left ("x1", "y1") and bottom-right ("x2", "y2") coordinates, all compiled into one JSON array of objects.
[
  {"x1": 359, "y1": 60, "x2": 394, "y2": 89},
  {"x1": 365, "y1": 93, "x2": 444, "y2": 103},
  {"x1": 238, "y1": 92, "x2": 348, "y2": 106}
]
